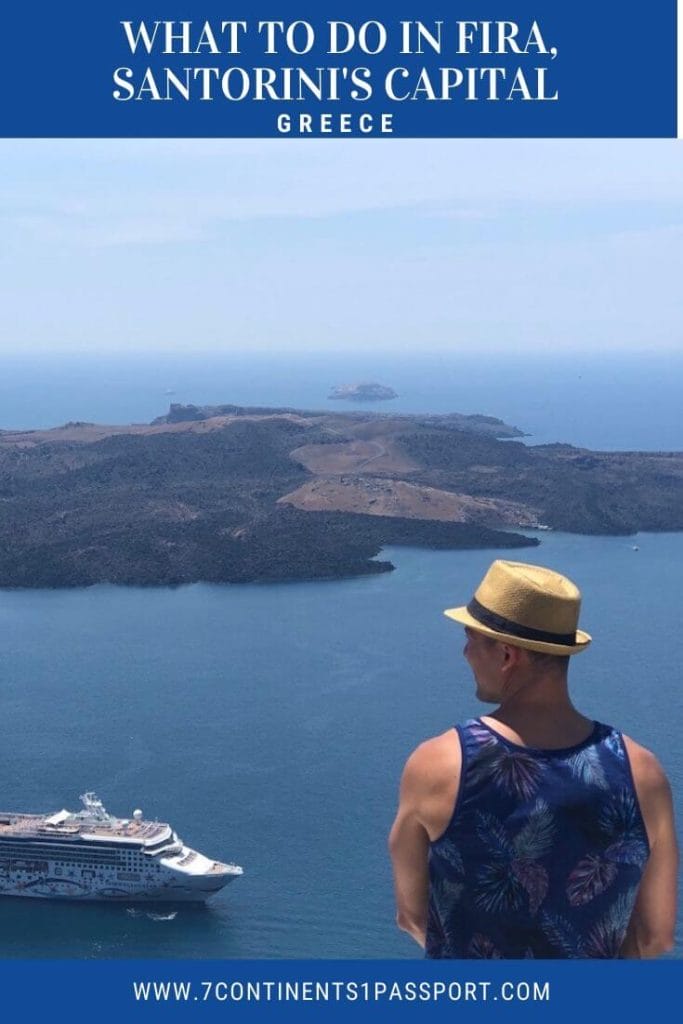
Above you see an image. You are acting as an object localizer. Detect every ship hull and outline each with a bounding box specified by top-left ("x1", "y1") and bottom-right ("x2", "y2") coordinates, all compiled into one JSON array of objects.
[
  {"x1": 0, "y1": 873, "x2": 239, "y2": 902},
  {"x1": 0, "y1": 857, "x2": 241, "y2": 902}
]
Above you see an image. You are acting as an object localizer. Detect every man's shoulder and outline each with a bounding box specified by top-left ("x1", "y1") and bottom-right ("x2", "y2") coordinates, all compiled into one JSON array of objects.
[
  {"x1": 622, "y1": 734, "x2": 670, "y2": 790},
  {"x1": 403, "y1": 729, "x2": 462, "y2": 792},
  {"x1": 401, "y1": 729, "x2": 463, "y2": 841},
  {"x1": 621, "y1": 734, "x2": 674, "y2": 846}
]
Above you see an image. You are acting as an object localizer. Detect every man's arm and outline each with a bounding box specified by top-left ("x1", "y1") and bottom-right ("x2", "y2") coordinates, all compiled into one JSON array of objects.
[
  {"x1": 388, "y1": 749, "x2": 431, "y2": 948},
  {"x1": 388, "y1": 733, "x2": 462, "y2": 949},
  {"x1": 621, "y1": 738, "x2": 679, "y2": 958}
]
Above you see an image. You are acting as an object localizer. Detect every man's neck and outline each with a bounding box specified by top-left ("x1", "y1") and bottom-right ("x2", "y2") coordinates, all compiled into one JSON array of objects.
[{"x1": 483, "y1": 676, "x2": 593, "y2": 749}]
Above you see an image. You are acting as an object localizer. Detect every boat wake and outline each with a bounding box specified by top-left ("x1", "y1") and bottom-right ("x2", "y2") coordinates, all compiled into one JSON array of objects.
[{"x1": 126, "y1": 907, "x2": 178, "y2": 921}]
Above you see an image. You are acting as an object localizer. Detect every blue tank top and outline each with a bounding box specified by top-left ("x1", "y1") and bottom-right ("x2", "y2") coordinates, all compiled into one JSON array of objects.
[{"x1": 426, "y1": 718, "x2": 650, "y2": 959}]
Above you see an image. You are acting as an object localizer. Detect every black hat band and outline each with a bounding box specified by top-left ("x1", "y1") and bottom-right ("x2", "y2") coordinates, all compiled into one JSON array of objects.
[{"x1": 467, "y1": 597, "x2": 577, "y2": 647}]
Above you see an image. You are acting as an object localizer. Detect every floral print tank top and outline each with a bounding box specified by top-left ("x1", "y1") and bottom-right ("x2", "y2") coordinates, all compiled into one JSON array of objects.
[{"x1": 426, "y1": 719, "x2": 650, "y2": 959}]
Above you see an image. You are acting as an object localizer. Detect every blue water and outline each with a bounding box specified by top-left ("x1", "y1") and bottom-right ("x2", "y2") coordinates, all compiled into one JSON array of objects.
[
  {"x1": 0, "y1": 351, "x2": 681, "y2": 958},
  {"x1": 1, "y1": 534, "x2": 681, "y2": 958},
  {"x1": 1, "y1": 349, "x2": 682, "y2": 450}
]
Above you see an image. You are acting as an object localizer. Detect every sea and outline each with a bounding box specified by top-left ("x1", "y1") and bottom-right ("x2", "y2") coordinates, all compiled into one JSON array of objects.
[{"x1": 0, "y1": 349, "x2": 681, "y2": 959}]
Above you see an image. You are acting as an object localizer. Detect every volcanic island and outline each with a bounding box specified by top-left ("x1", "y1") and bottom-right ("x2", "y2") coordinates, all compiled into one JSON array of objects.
[
  {"x1": 328, "y1": 382, "x2": 398, "y2": 401},
  {"x1": 1, "y1": 403, "x2": 682, "y2": 587}
]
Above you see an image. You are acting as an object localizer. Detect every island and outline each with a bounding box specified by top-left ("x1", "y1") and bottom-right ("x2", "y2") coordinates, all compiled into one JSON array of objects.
[
  {"x1": 0, "y1": 403, "x2": 682, "y2": 588},
  {"x1": 328, "y1": 382, "x2": 398, "y2": 401}
]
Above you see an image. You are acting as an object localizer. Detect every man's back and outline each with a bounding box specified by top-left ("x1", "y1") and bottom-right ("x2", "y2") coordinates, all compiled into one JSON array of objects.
[
  {"x1": 392, "y1": 717, "x2": 677, "y2": 958},
  {"x1": 426, "y1": 718, "x2": 649, "y2": 958}
]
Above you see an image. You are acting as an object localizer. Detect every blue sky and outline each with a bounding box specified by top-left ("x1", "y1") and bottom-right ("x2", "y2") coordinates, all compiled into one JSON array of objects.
[{"x1": 0, "y1": 140, "x2": 681, "y2": 355}]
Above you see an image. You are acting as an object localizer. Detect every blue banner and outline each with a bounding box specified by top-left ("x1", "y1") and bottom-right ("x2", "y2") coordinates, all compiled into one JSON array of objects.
[
  {"x1": 0, "y1": 1, "x2": 677, "y2": 138},
  {"x1": 0, "y1": 959, "x2": 681, "y2": 1022}
]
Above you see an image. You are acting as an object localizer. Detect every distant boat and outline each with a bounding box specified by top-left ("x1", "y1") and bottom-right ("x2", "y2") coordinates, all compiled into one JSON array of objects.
[{"x1": 631, "y1": 545, "x2": 639, "y2": 551}]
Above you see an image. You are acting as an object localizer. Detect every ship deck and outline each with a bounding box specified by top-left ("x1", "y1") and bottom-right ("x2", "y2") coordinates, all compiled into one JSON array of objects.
[{"x1": 0, "y1": 813, "x2": 168, "y2": 842}]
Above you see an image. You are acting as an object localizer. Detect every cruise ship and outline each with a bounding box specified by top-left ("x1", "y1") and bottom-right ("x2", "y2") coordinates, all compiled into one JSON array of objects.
[{"x1": 0, "y1": 793, "x2": 243, "y2": 902}]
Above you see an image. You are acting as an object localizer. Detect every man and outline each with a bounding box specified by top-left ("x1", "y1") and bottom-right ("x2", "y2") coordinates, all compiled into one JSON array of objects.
[{"x1": 389, "y1": 559, "x2": 678, "y2": 958}]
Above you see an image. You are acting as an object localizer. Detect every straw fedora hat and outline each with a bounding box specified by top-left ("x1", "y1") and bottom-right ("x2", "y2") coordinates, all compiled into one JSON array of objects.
[{"x1": 444, "y1": 560, "x2": 591, "y2": 655}]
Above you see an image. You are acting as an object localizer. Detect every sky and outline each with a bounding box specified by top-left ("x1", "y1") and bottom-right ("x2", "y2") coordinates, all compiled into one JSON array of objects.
[{"x1": 0, "y1": 139, "x2": 682, "y2": 355}]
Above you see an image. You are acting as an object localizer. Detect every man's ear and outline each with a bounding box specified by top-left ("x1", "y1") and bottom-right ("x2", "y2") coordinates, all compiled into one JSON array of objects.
[{"x1": 500, "y1": 643, "x2": 523, "y2": 669}]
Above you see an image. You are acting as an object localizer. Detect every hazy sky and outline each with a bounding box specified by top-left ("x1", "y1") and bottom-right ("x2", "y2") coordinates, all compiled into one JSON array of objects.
[{"x1": 0, "y1": 139, "x2": 681, "y2": 355}]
